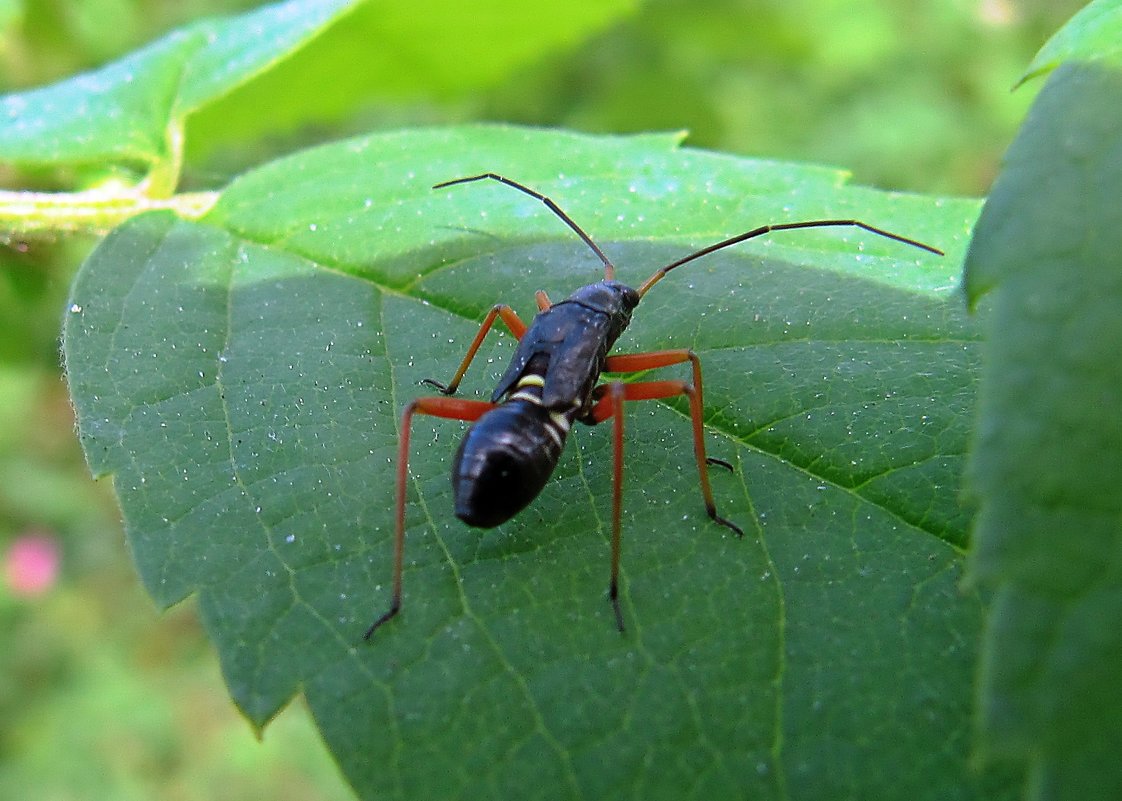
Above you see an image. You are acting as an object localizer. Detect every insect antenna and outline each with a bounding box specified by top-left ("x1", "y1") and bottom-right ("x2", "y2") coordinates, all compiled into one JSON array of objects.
[
  {"x1": 635, "y1": 219, "x2": 943, "y2": 298},
  {"x1": 434, "y1": 173, "x2": 617, "y2": 280}
]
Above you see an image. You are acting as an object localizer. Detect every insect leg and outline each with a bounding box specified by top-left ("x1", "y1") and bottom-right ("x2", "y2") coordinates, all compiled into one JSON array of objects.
[
  {"x1": 421, "y1": 304, "x2": 528, "y2": 395},
  {"x1": 582, "y1": 381, "x2": 631, "y2": 630},
  {"x1": 608, "y1": 382, "x2": 626, "y2": 631},
  {"x1": 605, "y1": 349, "x2": 698, "y2": 374},
  {"x1": 590, "y1": 375, "x2": 744, "y2": 536},
  {"x1": 587, "y1": 372, "x2": 744, "y2": 632},
  {"x1": 364, "y1": 396, "x2": 495, "y2": 640},
  {"x1": 605, "y1": 349, "x2": 735, "y2": 473}
]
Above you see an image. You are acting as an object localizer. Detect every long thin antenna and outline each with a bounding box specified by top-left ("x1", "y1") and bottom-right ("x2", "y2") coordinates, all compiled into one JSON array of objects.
[
  {"x1": 433, "y1": 173, "x2": 617, "y2": 280},
  {"x1": 635, "y1": 219, "x2": 943, "y2": 297}
]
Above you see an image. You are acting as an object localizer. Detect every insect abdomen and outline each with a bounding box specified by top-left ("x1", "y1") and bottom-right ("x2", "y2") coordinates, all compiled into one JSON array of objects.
[{"x1": 452, "y1": 398, "x2": 572, "y2": 528}]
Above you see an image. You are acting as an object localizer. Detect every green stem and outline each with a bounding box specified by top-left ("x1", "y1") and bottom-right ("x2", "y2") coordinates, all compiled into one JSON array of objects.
[{"x1": 0, "y1": 187, "x2": 218, "y2": 237}]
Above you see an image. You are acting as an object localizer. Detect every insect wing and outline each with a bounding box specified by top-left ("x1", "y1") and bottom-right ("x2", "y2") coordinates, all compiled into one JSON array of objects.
[{"x1": 490, "y1": 302, "x2": 613, "y2": 409}]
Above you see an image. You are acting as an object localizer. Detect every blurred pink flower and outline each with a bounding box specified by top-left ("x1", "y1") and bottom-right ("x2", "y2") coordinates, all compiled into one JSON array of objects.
[{"x1": 4, "y1": 533, "x2": 61, "y2": 597}]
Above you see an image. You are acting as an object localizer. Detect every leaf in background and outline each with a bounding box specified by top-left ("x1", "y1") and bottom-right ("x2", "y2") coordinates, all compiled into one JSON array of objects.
[
  {"x1": 964, "y1": 63, "x2": 1122, "y2": 801},
  {"x1": 0, "y1": 0, "x2": 361, "y2": 174},
  {"x1": 65, "y1": 126, "x2": 1002, "y2": 799},
  {"x1": 186, "y1": 0, "x2": 639, "y2": 157},
  {"x1": 1018, "y1": 0, "x2": 1122, "y2": 86}
]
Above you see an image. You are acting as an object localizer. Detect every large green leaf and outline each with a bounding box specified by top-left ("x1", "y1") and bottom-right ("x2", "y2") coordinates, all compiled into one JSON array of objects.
[
  {"x1": 0, "y1": 0, "x2": 362, "y2": 175},
  {"x1": 187, "y1": 0, "x2": 639, "y2": 156},
  {"x1": 0, "y1": 0, "x2": 638, "y2": 179},
  {"x1": 65, "y1": 126, "x2": 1002, "y2": 799},
  {"x1": 964, "y1": 63, "x2": 1122, "y2": 801}
]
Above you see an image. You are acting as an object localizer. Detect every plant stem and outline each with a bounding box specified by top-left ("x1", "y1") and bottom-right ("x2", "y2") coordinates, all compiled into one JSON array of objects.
[{"x1": 0, "y1": 188, "x2": 218, "y2": 237}]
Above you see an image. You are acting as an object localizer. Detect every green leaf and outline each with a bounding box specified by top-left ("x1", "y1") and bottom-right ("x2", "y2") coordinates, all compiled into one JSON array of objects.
[
  {"x1": 1019, "y1": 0, "x2": 1122, "y2": 87},
  {"x1": 964, "y1": 63, "x2": 1122, "y2": 801},
  {"x1": 187, "y1": 0, "x2": 640, "y2": 157},
  {"x1": 65, "y1": 126, "x2": 1001, "y2": 799},
  {"x1": 0, "y1": 0, "x2": 361, "y2": 175}
]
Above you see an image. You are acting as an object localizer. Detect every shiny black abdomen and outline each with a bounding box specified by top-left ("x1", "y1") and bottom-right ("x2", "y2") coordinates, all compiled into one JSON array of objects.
[{"x1": 452, "y1": 400, "x2": 569, "y2": 527}]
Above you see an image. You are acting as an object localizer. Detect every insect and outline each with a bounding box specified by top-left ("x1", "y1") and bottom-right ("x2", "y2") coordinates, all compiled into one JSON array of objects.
[{"x1": 364, "y1": 173, "x2": 941, "y2": 638}]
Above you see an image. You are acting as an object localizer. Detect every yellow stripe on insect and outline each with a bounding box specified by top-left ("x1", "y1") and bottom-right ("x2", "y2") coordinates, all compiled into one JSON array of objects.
[
  {"x1": 508, "y1": 373, "x2": 546, "y2": 404},
  {"x1": 549, "y1": 411, "x2": 571, "y2": 434}
]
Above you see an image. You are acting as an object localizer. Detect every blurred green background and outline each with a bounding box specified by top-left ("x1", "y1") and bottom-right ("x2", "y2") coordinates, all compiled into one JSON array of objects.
[{"x1": 0, "y1": 0, "x2": 1086, "y2": 798}]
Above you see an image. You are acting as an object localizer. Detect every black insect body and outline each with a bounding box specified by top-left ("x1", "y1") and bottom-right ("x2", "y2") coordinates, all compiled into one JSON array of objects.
[
  {"x1": 453, "y1": 280, "x2": 639, "y2": 528},
  {"x1": 365, "y1": 173, "x2": 942, "y2": 638}
]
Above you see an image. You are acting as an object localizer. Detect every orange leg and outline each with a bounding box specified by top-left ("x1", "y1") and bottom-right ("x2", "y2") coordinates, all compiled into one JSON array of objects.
[
  {"x1": 604, "y1": 348, "x2": 733, "y2": 467},
  {"x1": 364, "y1": 395, "x2": 495, "y2": 639},
  {"x1": 604, "y1": 350, "x2": 708, "y2": 429},
  {"x1": 606, "y1": 347, "x2": 734, "y2": 461},
  {"x1": 589, "y1": 364, "x2": 743, "y2": 632},
  {"x1": 422, "y1": 304, "x2": 528, "y2": 395}
]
